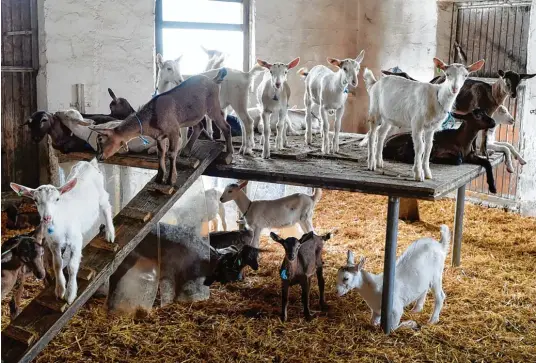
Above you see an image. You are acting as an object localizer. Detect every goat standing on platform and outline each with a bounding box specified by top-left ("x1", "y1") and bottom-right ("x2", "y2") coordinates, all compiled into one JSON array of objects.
[
  {"x1": 10, "y1": 160, "x2": 115, "y2": 304},
  {"x1": 363, "y1": 58, "x2": 484, "y2": 181},
  {"x1": 256, "y1": 57, "x2": 300, "y2": 158}
]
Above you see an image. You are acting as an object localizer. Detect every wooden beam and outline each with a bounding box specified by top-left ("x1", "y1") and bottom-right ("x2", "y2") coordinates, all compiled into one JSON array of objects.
[{"x1": 399, "y1": 198, "x2": 420, "y2": 222}]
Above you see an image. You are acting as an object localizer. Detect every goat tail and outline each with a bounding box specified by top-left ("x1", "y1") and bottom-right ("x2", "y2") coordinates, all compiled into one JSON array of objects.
[
  {"x1": 247, "y1": 64, "x2": 265, "y2": 92},
  {"x1": 439, "y1": 224, "x2": 451, "y2": 254},
  {"x1": 312, "y1": 188, "x2": 322, "y2": 205},
  {"x1": 363, "y1": 68, "x2": 377, "y2": 91},
  {"x1": 213, "y1": 68, "x2": 228, "y2": 84},
  {"x1": 297, "y1": 67, "x2": 309, "y2": 79}
]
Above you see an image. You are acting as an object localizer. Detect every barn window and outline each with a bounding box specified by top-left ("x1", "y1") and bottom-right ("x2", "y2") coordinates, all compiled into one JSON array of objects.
[{"x1": 155, "y1": 0, "x2": 251, "y2": 74}]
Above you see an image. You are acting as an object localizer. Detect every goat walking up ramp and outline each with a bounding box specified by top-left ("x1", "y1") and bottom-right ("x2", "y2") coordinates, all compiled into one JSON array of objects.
[{"x1": 1, "y1": 141, "x2": 224, "y2": 363}]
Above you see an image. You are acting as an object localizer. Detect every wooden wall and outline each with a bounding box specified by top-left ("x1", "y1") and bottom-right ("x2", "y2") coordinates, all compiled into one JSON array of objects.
[{"x1": 1, "y1": 0, "x2": 39, "y2": 190}]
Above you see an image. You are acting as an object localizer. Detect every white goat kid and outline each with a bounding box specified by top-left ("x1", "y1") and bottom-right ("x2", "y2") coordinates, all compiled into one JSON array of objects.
[
  {"x1": 205, "y1": 188, "x2": 227, "y2": 232},
  {"x1": 363, "y1": 58, "x2": 484, "y2": 181},
  {"x1": 10, "y1": 160, "x2": 115, "y2": 304},
  {"x1": 298, "y1": 50, "x2": 365, "y2": 154},
  {"x1": 256, "y1": 57, "x2": 300, "y2": 158},
  {"x1": 57, "y1": 109, "x2": 157, "y2": 154},
  {"x1": 336, "y1": 225, "x2": 451, "y2": 332},
  {"x1": 250, "y1": 105, "x2": 322, "y2": 138},
  {"x1": 488, "y1": 105, "x2": 526, "y2": 173},
  {"x1": 219, "y1": 181, "x2": 322, "y2": 247}
]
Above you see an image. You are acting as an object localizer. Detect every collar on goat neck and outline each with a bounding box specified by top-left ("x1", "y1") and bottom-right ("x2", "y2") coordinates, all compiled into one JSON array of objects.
[
  {"x1": 335, "y1": 68, "x2": 349, "y2": 93},
  {"x1": 242, "y1": 200, "x2": 252, "y2": 218},
  {"x1": 234, "y1": 189, "x2": 253, "y2": 218},
  {"x1": 134, "y1": 114, "x2": 150, "y2": 145}
]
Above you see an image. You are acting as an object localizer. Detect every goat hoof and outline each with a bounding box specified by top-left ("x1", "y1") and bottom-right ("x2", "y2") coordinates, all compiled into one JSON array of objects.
[
  {"x1": 106, "y1": 229, "x2": 115, "y2": 243},
  {"x1": 489, "y1": 185, "x2": 497, "y2": 194},
  {"x1": 428, "y1": 317, "x2": 439, "y2": 325},
  {"x1": 320, "y1": 303, "x2": 329, "y2": 312},
  {"x1": 280, "y1": 314, "x2": 288, "y2": 322},
  {"x1": 55, "y1": 285, "x2": 66, "y2": 300},
  {"x1": 506, "y1": 165, "x2": 514, "y2": 173},
  {"x1": 519, "y1": 159, "x2": 527, "y2": 166},
  {"x1": 304, "y1": 313, "x2": 314, "y2": 322}
]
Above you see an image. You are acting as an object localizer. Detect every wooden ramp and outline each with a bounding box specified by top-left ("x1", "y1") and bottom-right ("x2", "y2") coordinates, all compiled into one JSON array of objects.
[{"x1": 1, "y1": 141, "x2": 224, "y2": 363}]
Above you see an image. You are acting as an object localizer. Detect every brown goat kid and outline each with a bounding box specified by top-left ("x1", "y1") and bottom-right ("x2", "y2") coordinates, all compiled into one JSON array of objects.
[
  {"x1": 91, "y1": 69, "x2": 232, "y2": 185},
  {"x1": 270, "y1": 231, "x2": 331, "y2": 322},
  {"x1": 81, "y1": 88, "x2": 135, "y2": 123},
  {"x1": 383, "y1": 109, "x2": 497, "y2": 193}
]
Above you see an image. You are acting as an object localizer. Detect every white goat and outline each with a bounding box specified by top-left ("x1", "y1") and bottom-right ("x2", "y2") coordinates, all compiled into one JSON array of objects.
[
  {"x1": 256, "y1": 57, "x2": 300, "y2": 158},
  {"x1": 57, "y1": 109, "x2": 157, "y2": 154},
  {"x1": 363, "y1": 58, "x2": 484, "y2": 181},
  {"x1": 10, "y1": 160, "x2": 115, "y2": 304},
  {"x1": 219, "y1": 181, "x2": 321, "y2": 247},
  {"x1": 205, "y1": 188, "x2": 227, "y2": 232},
  {"x1": 337, "y1": 224, "x2": 451, "y2": 332},
  {"x1": 250, "y1": 105, "x2": 322, "y2": 137},
  {"x1": 487, "y1": 105, "x2": 526, "y2": 173},
  {"x1": 298, "y1": 51, "x2": 365, "y2": 154},
  {"x1": 201, "y1": 46, "x2": 227, "y2": 71}
]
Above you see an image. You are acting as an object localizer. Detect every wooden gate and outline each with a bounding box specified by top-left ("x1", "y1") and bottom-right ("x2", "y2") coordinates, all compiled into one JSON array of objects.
[
  {"x1": 449, "y1": 1, "x2": 531, "y2": 203},
  {"x1": 1, "y1": 0, "x2": 39, "y2": 190}
]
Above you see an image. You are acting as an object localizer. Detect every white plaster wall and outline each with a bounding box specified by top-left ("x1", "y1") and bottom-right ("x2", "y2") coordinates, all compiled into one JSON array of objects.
[{"x1": 518, "y1": 2, "x2": 536, "y2": 217}]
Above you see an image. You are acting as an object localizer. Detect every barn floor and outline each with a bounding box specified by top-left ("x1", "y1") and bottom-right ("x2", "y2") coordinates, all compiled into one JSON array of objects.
[{"x1": 2, "y1": 191, "x2": 536, "y2": 362}]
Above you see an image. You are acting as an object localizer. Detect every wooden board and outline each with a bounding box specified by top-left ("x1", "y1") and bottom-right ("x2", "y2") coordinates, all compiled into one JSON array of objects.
[{"x1": 1, "y1": 141, "x2": 224, "y2": 363}]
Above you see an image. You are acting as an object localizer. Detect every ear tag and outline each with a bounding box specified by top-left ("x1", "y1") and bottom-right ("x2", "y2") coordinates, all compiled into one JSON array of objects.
[
  {"x1": 436, "y1": 67, "x2": 441, "y2": 74},
  {"x1": 139, "y1": 136, "x2": 150, "y2": 145},
  {"x1": 237, "y1": 258, "x2": 241, "y2": 265},
  {"x1": 17, "y1": 190, "x2": 24, "y2": 197},
  {"x1": 47, "y1": 226, "x2": 55, "y2": 234},
  {"x1": 280, "y1": 269, "x2": 288, "y2": 280},
  {"x1": 344, "y1": 88, "x2": 349, "y2": 94}
]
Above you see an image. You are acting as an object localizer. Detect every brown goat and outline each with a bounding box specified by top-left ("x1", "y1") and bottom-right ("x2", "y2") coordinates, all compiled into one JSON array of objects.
[
  {"x1": 91, "y1": 69, "x2": 232, "y2": 185},
  {"x1": 270, "y1": 231, "x2": 331, "y2": 322},
  {"x1": 82, "y1": 88, "x2": 135, "y2": 123}
]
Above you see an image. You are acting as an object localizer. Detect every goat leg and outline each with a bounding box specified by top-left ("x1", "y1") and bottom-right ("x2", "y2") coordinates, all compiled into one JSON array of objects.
[
  {"x1": 466, "y1": 152, "x2": 496, "y2": 193},
  {"x1": 181, "y1": 121, "x2": 203, "y2": 157},
  {"x1": 281, "y1": 281, "x2": 289, "y2": 322},
  {"x1": 166, "y1": 135, "x2": 180, "y2": 185},
  {"x1": 9, "y1": 272, "x2": 24, "y2": 319},
  {"x1": 156, "y1": 138, "x2": 168, "y2": 184},
  {"x1": 302, "y1": 277, "x2": 313, "y2": 321},
  {"x1": 317, "y1": 266, "x2": 328, "y2": 311}
]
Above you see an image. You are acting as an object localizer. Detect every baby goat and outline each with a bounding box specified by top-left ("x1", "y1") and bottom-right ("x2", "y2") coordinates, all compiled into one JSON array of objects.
[
  {"x1": 10, "y1": 159, "x2": 115, "y2": 304},
  {"x1": 91, "y1": 70, "x2": 233, "y2": 186},
  {"x1": 219, "y1": 181, "x2": 322, "y2": 247},
  {"x1": 271, "y1": 231, "x2": 331, "y2": 321},
  {"x1": 81, "y1": 88, "x2": 135, "y2": 124},
  {"x1": 487, "y1": 105, "x2": 526, "y2": 173},
  {"x1": 363, "y1": 58, "x2": 484, "y2": 181},
  {"x1": 383, "y1": 109, "x2": 497, "y2": 193},
  {"x1": 1, "y1": 229, "x2": 46, "y2": 319},
  {"x1": 256, "y1": 57, "x2": 300, "y2": 158},
  {"x1": 337, "y1": 225, "x2": 450, "y2": 332}
]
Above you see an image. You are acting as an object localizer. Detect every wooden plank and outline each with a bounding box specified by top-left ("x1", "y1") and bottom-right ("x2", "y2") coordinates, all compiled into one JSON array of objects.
[
  {"x1": 121, "y1": 206, "x2": 152, "y2": 222},
  {"x1": 1, "y1": 141, "x2": 224, "y2": 363},
  {"x1": 2, "y1": 326, "x2": 35, "y2": 346}
]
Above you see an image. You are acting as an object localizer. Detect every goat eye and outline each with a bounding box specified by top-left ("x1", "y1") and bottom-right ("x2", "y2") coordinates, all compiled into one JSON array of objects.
[
  {"x1": 56, "y1": 198, "x2": 59, "y2": 202},
  {"x1": 167, "y1": 67, "x2": 172, "y2": 71},
  {"x1": 228, "y1": 190, "x2": 232, "y2": 194},
  {"x1": 343, "y1": 277, "x2": 348, "y2": 282}
]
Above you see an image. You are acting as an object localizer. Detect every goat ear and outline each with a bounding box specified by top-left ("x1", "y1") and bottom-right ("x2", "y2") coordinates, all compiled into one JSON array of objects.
[
  {"x1": 108, "y1": 88, "x2": 118, "y2": 101},
  {"x1": 58, "y1": 178, "x2": 77, "y2": 195},
  {"x1": 174, "y1": 55, "x2": 182, "y2": 63},
  {"x1": 357, "y1": 256, "x2": 366, "y2": 270},
  {"x1": 156, "y1": 53, "x2": 163, "y2": 68},
  {"x1": 497, "y1": 70, "x2": 505, "y2": 78},
  {"x1": 237, "y1": 180, "x2": 249, "y2": 189},
  {"x1": 73, "y1": 118, "x2": 93, "y2": 127},
  {"x1": 89, "y1": 127, "x2": 114, "y2": 137},
  {"x1": 322, "y1": 232, "x2": 332, "y2": 241},
  {"x1": 200, "y1": 45, "x2": 209, "y2": 55},
  {"x1": 347, "y1": 250, "x2": 355, "y2": 266},
  {"x1": 433, "y1": 57, "x2": 448, "y2": 71},
  {"x1": 327, "y1": 58, "x2": 341, "y2": 67},
  {"x1": 269, "y1": 232, "x2": 285, "y2": 244},
  {"x1": 299, "y1": 231, "x2": 314, "y2": 243},
  {"x1": 466, "y1": 59, "x2": 485, "y2": 73},
  {"x1": 520, "y1": 73, "x2": 536, "y2": 80},
  {"x1": 287, "y1": 57, "x2": 300, "y2": 70},
  {"x1": 355, "y1": 49, "x2": 365, "y2": 63},
  {"x1": 257, "y1": 59, "x2": 272, "y2": 69},
  {"x1": 10, "y1": 183, "x2": 35, "y2": 199}
]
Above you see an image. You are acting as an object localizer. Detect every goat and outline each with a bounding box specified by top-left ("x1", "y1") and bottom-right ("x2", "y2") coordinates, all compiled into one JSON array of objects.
[
  {"x1": 205, "y1": 188, "x2": 227, "y2": 232},
  {"x1": 256, "y1": 57, "x2": 301, "y2": 158},
  {"x1": 383, "y1": 109, "x2": 497, "y2": 193},
  {"x1": 155, "y1": 54, "x2": 184, "y2": 94},
  {"x1": 270, "y1": 231, "x2": 330, "y2": 321},
  {"x1": 81, "y1": 88, "x2": 135, "y2": 124},
  {"x1": 337, "y1": 225, "x2": 450, "y2": 332},
  {"x1": 202, "y1": 46, "x2": 227, "y2": 71},
  {"x1": 298, "y1": 50, "x2": 365, "y2": 154},
  {"x1": 91, "y1": 70, "x2": 233, "y2": 186},
  {"x1": 250, "y1": 105, "x2": 322, "y2": 137},
  {"x1": 57, "y1": 109, "x2": 157, "y2": 154},
  {"x1": 487, "y1": 105, "x2": 526, "y2": 173},
  {"x1": 156, "y1": 54, "x2": 264, "y2": 155},
  {"x1": 22, "y1": 111, "x2": 89, "y2": 153},
  {"x1": 1, "y1": 228, "x2": 46, "y2": 319},
  {"x1": 219, "y1": 181, "x2": 322, "y2": 248},
  {"x1": 10, "y1": 159, "x2": 115, "y2": 304},
  {"x1": 363, "y1": 58, "x2": 485, "y2": 181},
  {"x1": 206, "y1": 243, "x2": 260, "y2": 286}
]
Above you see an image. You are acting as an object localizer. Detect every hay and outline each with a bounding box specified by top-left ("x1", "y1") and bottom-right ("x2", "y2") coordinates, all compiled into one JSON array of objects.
[{"x1": 2, "y1": 191, "x2": 535, "y2": 362}]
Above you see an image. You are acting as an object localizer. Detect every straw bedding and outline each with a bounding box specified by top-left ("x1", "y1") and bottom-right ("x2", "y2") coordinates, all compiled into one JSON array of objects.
[{"x1": 2, "y1": 191, "x2": 535, "y2": 362}]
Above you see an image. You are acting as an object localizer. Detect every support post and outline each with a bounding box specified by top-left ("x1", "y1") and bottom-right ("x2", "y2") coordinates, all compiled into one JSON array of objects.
[
  {"x1": 381, "y1": 196, "x2": 400, "y2": 334},
  {"x1": 452, "y1": 184, "x2": 466, "y2": 266}
]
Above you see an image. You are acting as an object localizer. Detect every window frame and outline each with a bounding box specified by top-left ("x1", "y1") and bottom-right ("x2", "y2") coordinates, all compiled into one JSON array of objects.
[{"x1": 155, "y1": 0, "x2": 252, "y2": 73}]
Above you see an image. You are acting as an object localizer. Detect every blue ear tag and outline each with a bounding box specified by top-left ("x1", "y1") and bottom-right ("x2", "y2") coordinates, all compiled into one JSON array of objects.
[
  {"x1": 280, "y1": 269, "x2": 288, "y2": 280},
  {"x1": 47, "y1": 226, "x2": 54, "y2": 234},
  {"x1": 139, "y1": 136, "x2": 150, "y2": 145},
  {"x1": 344, "y1": 88, "x2": 349, "y2": 94},
  {"x1": 17, "y1": 190, "x2": 23, "y2": 197}
]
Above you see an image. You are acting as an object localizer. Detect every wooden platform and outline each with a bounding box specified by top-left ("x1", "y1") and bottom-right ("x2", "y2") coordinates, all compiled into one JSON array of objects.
[{"x1": 1, "y1": 141, "x2": 224, "y2": 363}]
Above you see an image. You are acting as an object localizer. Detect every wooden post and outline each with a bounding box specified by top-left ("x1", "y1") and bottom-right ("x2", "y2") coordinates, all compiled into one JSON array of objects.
[{"x1": 399, "y1": 198, "x2": 420, "y2": 221}]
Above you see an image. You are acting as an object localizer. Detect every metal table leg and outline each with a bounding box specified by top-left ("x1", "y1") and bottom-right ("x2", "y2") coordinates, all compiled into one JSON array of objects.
[
  {"x1": 452, "y1": 184, "x2": 466, "y2": 266},
  {"x1": 381, "y1": 196, "x2": 400, "y2": 334}
]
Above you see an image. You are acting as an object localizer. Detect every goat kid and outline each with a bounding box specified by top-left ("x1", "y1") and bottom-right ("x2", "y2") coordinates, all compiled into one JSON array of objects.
[
  {"x1": 10, "y1": 159, "x2": 115, "y2": 304},
  {"x1": 337, "y1": 225, "x2": 450, "y2": 332},
  {"x1": 383, "y1": 108, "x2": 497, "y2": 193},
  {"x1": 298, "y1": 50, "x2": 365, "y2": 154},
  {"x1": 81, "y1": 88, "x2": 135, "y2": 123},
  {"x1": 487, "y1": 105, "x2": 526, "y2": 173},
  {"x1": 92, "y1": 70, "x2": 232, "y2": 185},
  {"x1": 250, "y1": 105, "x2": 322, "y2": 138},
  {"x1": 256, "y1": 57, "x2": 300, "y2": 158},
  {"x1": 271, "y1": 231, "x2": 330, "y2": 321},
  {"x1": 219, "y1": 181, "x2": 322, "y2": 248},
  {"x1": 363, "y1": 58, "x2": 484, "y2": 181}
]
